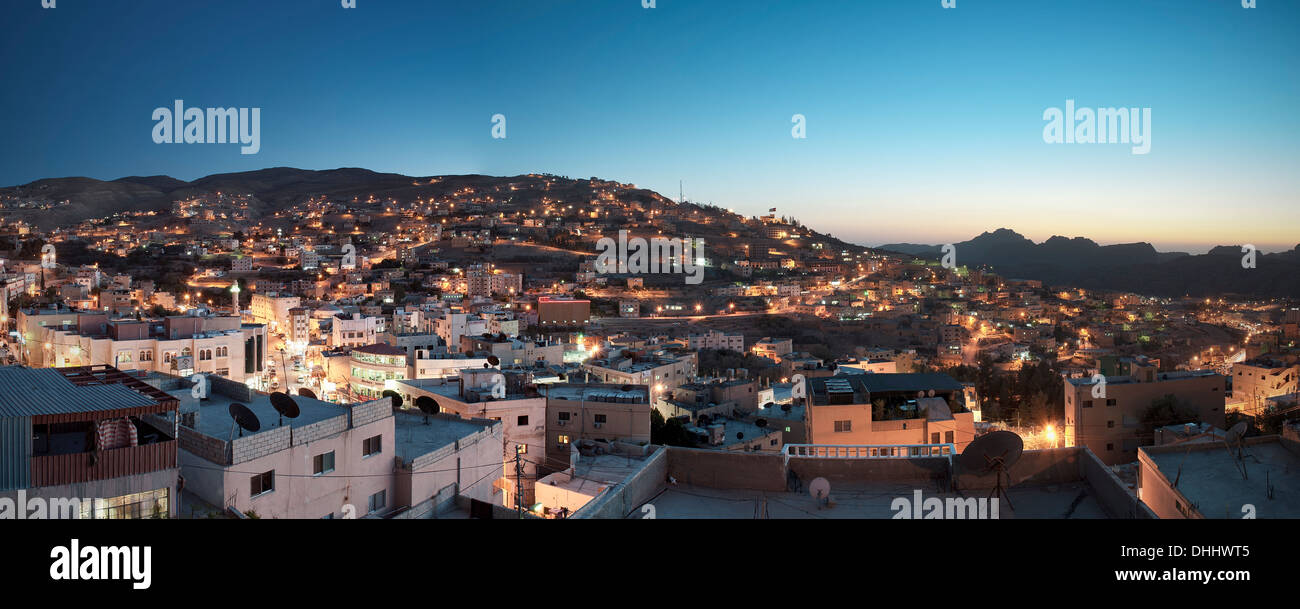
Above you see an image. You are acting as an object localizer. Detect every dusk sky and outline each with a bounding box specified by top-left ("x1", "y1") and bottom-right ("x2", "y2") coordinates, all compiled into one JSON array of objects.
[{"x1": 2, "y1": 0, "x2": 1296, "y2": 253}]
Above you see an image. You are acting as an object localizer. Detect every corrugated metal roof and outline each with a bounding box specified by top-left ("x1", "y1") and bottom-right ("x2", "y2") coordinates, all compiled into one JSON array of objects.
[{"x1": 0, "y1": 367, "x2": 158, "y2": 417}]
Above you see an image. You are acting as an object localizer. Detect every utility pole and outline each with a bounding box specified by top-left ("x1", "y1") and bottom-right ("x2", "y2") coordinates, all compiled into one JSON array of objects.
[{"x1": 514, "y1": 450, "x2": 524, "y2": 519}]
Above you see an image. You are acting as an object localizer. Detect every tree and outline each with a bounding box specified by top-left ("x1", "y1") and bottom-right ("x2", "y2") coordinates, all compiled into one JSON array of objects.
[
  {"x1": 650, "y1": 409, "x2": 696, "y2": 448},
  {"x1": 1140, "y1": 394, "x2": 1199, "y2": 443}
]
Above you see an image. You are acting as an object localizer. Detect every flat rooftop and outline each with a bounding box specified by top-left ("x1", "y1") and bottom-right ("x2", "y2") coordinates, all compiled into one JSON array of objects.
[
  {"x1": 544, "y1": 383, "x2": 648, "y2": 402},
  {"x1": 636, "y1": 481, "x2": 1110, "y2": 519},
  {"x1": 394, "y1": 411, "x2": 495, "y2": 463},
  {"x1": 542, "y1": 453, "x2": 649, "y2": 497},
  {"x1": 172, "y1": 388, "x2": 346, "y2": 438},
  {"x1": 1143, "y1": 439, "x2": 1300, "y2": 518}
]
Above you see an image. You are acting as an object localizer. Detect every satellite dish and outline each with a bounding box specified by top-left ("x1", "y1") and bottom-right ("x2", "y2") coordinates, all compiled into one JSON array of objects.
[
  {"x1": 916, "y1": 391, "x2": 925, "y2": 398},
  {"x1": 269, "y1": 392, "x2": 300, "y2": 425},
  {"x1": 297, "y1": 387, "x2": 317, "y2": 399},
  {"x1": 229, "y1": 403, "x2": 260, "y2": 437},
  {"x1": 1226, "y1": 421, "x2": 1249, "y2": 444},
  {"x1": 959, "y1": 431, "x2": 1024, "y2": 511},
  {"x1": 755, "y1": 418, "x2": 768, "y2": 429},
  {"x1": 697, "y1": 414, "x2": 711, "y2": 426},
  {"x1": 487, "y1": 355, "x2": 501, "y2": 368},
  {"x1": 808, "y1": 477, "x2": 831, "y2": 504},
  {"x1": 620, "y1": 384, "x2": 635, "y2": 393},
  {"x1": 736, "y1": 432, "x2": 744, "y2": 440},
  {"x1": 414, "y1": 394, "x2": 439, "y2": 414},
  {"x1": 762, "y1": 402, "x2": 775, "y2": 409},
  {"x1": 382, "y1": 389, "x2": 403, "y2": 409},
  {"x1": 1224, "y1": 421, "x2": 1251, "y2": 478}
]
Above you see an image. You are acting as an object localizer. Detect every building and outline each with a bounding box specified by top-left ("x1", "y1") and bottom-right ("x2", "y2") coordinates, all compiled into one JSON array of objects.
[
  {"x1": 539, "y1": 383, "x2": 651, "y2": 473},
  {"x1": 411, "y1": 349, "x2": 490, "y2": 379},
  {"x1": 534, "y1": 444, "x2": 660, "y2": 518},
  {"x1": 537, "y1": 296, "x2": 590, "y2": 327},
  {"x1": 752, "y1": 337, "x2": 793, "y2": 361},
  {"x1": 250, "y1": 293, "x2": 302, "y2": 332},
  {"x1": 1137, "y1": 424, "x2": 1300, "y2": 519},
  {"x1": 435, "y1": 312, "x2": 488, "y2": 354},
  {"x1": 1064, "y1": 357, "x2": 1226, "y2": 465},
  {"x1": 460, "y1": 334, "x2": 566, "y2": 367},
  {"x1": 348, "y1": 343, "x2": 409, "y2": 401},
  {"x1": 394, "y1": 369, "x2": 547, "y2": 510},
  {"x1": 0, "y1": 365, "x2": 180, "y2": 519},
  {"x1": 286, "y1": 307, "x2": 311, "y2": 349},
  {"x1": 392, "y1": 410, "x2": 503, "y2": 518},
  {"x1": 687, "y1": 329, "x2": 745, "y2": 352},
  {"x1": 36, "y1": 314, "x2": 267, "y2": 385},
  {"x1": 466, "y1": 264, "x2": 523, "y2": 298},
  {"x1": 561, "y1": 443, "x2": 1149, "y2": 519},
  {"x1": 1231, "y1": 356, "x2": 1299, "y2": 418},
  {"x1": 159, "y1": 374, "x2": 396, "y2": 519},
  {"x1": 802, "y1": 373, "x2": 976, "y2": 452},
  {"x1": 582, "y1": 349, "x2": 698, "y2": 396},
  {"x1": 332, "y1": 313, "x2": 383, "y2": 349},
  {"x1": 658, "y1": 375, "x2": 760, "y2": 421}
]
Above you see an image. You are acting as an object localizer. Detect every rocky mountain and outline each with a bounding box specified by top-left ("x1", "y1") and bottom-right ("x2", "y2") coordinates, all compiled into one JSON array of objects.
[{"x1": 880, "y1": 228, "x2": 1300, "y2": 297}]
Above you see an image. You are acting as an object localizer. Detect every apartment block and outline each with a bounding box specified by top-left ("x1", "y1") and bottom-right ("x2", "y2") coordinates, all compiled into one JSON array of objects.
[
  {"x1": 0, "y1": 366, "x2": 180, "y2": 519},
  {"x1": 1064, "y1": 357, "x2": 1226, "y2": 466}
]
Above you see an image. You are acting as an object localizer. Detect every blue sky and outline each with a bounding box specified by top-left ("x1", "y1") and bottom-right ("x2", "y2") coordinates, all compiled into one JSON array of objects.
[{"x1": 1, "y1": 0, "x2": 1297, "y2": 253}]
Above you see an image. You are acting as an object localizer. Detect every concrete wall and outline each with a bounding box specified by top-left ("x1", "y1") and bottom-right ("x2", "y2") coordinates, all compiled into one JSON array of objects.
[
  {"x1": 1080, "y1": 447, "x2": 1155, "y2": 519},
  {"x1": 180, "y1": 399, "x2": 398, "y2": 519},
  {"x1": 665, "y1": 447, "x2": 786, "y2": 491},
  {"x1": 954, "y1": 447, "x2": 1081, "y2": 490},
  {"x1": 791, "y1": 455, "x2": 950, "y2": 487},
  {"x1": 571, "y1": 446, "x2": 668, "y2": 519},
  {"x1": 399, "y1": 415, "x2": 503, "y2": 513}
]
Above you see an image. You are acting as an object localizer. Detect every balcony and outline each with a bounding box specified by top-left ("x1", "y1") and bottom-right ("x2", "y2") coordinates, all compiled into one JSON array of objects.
[{"x1": 30, "y1": 438, "x2": 178, "y2": 487}]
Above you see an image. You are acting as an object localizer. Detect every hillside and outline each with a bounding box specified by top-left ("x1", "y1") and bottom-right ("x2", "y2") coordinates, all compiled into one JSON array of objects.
[{"x1": 880, "y1": 228, "x2": 1300, "y2": 297}]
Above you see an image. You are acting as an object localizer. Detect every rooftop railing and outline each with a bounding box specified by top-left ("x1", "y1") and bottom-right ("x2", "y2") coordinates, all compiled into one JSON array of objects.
[{"x1": 782, "y1": 443, "x2": 956, "y2": 467}]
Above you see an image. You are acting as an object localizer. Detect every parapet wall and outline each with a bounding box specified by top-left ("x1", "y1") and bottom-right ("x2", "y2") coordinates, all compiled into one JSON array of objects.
[{"x1": 572, "y1": 446, "x2": 669, "y2": 519}]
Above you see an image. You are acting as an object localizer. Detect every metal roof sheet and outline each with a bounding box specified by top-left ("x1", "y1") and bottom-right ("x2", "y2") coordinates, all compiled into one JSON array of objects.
[{"x1": 0, "y1": 367, "x2": 158, "y2": 418}]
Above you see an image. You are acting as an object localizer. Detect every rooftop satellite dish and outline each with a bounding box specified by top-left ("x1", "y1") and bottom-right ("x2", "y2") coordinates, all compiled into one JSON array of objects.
[
  {"x1": 620, "y1": 384, "x2": 635, "y2": 393},
  {"x1": 487, "y1": 355, "x2": 501, "y2": 368},
  {"x1": 415, "y1": 395, "x2": 439, "y2": 424},
  {"x1": 959, "y1": 430, "x2": 1024, "y2": 511},
  {"x1": 917, "y1": 391, "x2": 925, "y2": 398},
  {"x1": 736, "y1": 432, "x2": 744, "y2": 440},
  {"x1": 229, "y1": 403, "x2": 260, "y2": 438},
  {"x1": 755, "y1": 418, "x2": 768, "y2": 429},
  {"x1": 1226, "y1": 421, "x2": 1249, "y2": 444},
  {"x1": 297, "y1": 387, "x2": 317, "y2": 400},
  {"x1": 927, "y1": 389, "x2": 935, "y2": 398},
  {"x1": 382, "y1": 389, "x2": 403, "y2": 409},
  {"x1": 808, "y1": 477, "x2": 831, "y2": 506},
  {"x1": 269, "y1": 392, "x2": 300, "y2": 426},
  {"x1": 697, "y1": 414, "x2": 711, "y2": 426}
]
